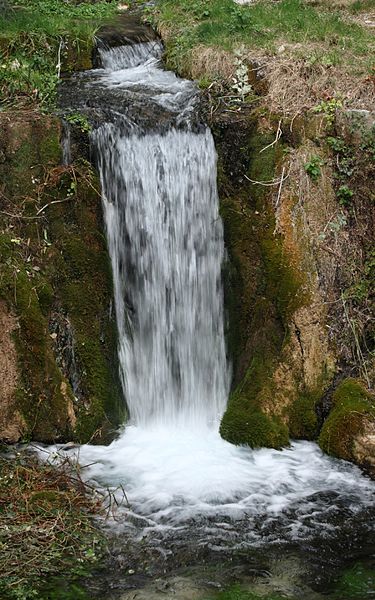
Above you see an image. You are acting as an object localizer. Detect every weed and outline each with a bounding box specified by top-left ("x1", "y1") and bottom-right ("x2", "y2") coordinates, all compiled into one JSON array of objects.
[
  {"x1": 304, "y1": 155, "x2": 324, "y2": 181},
  {"x1": 312, "y1": 97, "x2": 343, "y2": 126},
  {"x1": 337, "y1": 184, "x2": 354, "y2": 206},
  {"x1": 231, "y1": 46, "x2": 253, "y2": 102},
  {"x1": 327, "y1": 136, "x2": 348, "y2": 153},
  {"x1": 0, "y1": 450, "x2": 105, "y2": 600},
  {"x1": 65, "y1": 113, "x2": 91, "y2": 133}
]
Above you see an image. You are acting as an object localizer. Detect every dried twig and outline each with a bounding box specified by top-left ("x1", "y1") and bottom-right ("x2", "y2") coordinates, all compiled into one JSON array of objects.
[
  {"x1": 244, "y1": 171, "x2": 289, "y2": 187},
  {"x1": 259, "y1": 119, "x2": 282, "y2": 153}
]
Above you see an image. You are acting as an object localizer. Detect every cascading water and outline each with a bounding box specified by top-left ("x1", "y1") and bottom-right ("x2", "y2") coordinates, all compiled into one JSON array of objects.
[
  {"x1": 54, "y1": 36, "x2": 375, "y2": 572},
  {"x1": 95, "y1": 127, "x2": 229, "y2": 427}
]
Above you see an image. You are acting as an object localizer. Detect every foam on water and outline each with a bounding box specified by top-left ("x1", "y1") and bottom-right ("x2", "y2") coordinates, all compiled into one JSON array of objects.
[{"x1": 56, "y1": 428, "x2": 374, "y2": 545}]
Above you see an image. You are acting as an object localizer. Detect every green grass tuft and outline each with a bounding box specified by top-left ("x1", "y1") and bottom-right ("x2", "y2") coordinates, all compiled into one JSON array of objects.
[{"x1": 0, "y1": 0, "x2": 118, "y2": 110}]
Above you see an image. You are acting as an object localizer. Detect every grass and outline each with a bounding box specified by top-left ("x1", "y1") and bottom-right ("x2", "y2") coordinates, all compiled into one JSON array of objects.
[
  {"x1": 2, "y1": 0, "x2": 117, "y2": 36},
  {"x1": 146, "y1": 0, "x2": 375, "y2": 112},
  {"x1": 0, "y1": 0, "x2": 118, "y2": 110},
  {"x1": 159, "y1": 0, "x2": 373, "y2": 52},
  {"x1": 0, "y1": 448, "x2": 105, "y2": 600}
]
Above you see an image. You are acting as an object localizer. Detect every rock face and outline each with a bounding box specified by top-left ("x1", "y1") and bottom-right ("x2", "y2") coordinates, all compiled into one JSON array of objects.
[
  {"x1": 213, "y1": 106, "x2": 374, "y2": 472},
  {"x1": 0, "y1": 301, "x2": 25, "y2": 442},
  {"x1": 0, "y1": 112, "x2": 124, "y2": 443}
]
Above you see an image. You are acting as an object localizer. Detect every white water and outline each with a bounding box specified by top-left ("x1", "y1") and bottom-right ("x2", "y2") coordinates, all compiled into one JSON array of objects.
[
  {"x1": 53, "y1": 41, "x2": 375, "y2": 547},
  {"x1": 95, "y1": 127, "x2": 229, "y2": 427}
]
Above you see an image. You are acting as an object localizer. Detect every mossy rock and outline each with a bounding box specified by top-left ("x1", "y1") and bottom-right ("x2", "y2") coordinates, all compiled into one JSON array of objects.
[
  {"x1": 0, "y1": 114, "x2": 61, "y2": 197},
  {"x1": 217, "y1": 117, "x2": 309, "y2": 449},
  {"x1": 318, "y1": 378, "x2": 375, "y2": 462},
  {"x1": 288, "y1": 392, "x2": 319, "y2": 440},
  {"x1": 0, "y1": 114, "x2": 124, "y2": 444},
  {"x1": 220, "y1": 349, "x2": 289, "y2": 449},
  {"x1": 220, "y1": 393, "x2": 288, "y2": 448},
  {"x1": 61, "y1": 38, "x2": 94, "y2": 73}
]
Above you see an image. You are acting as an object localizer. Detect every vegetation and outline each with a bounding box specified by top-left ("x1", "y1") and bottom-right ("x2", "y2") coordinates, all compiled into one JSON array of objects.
[
  {"x1": 148, "y1": 0, "x2": 374, "y2": 74},
  {"x1": 0, "y1": 0, "x2": 117, "y2": 109},
  {"x1": 0, "y1": 449, "x2": 104, "y2": 600},
  {"x1": 0, "y1": 114, "x2": 123, "y2": 442},
  {"x1": 65, "y1": 113, "x2": 91, "y2": 133},
  {"x1": 304, "y1": 155, "x2": 324, "y2": 182},
  {"x1": 318, "y1": 378, "x2": 375, "y2": 460},
  {"x1": 333, "y1": 563, "x2": 375, "y2": 600}
]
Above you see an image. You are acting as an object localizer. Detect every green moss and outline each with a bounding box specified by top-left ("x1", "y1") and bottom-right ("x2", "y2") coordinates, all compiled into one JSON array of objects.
[
  {"x1": 318, "y1": 378, "x2": 374, "y2": 460},
  {"x1": 218, "y1": 121, "x2": 306, "y2": 448},
  {"x1": 0, "y1": 118, "x2": 123, "y2": 443},
  {"x1": 62, "y1": 38, "x2": 94, "y2": 73},
  {"x1": 332, "y1": 563, "x2": 375, "y2": 600},
  {"x1": 37, "y1": 281, "x2": 54, "y2": 316},
  {"x1": 0, "y1": 257, "x2": 74, "y2": 440},
  {"x1": 0, "y1": 233, "x2": 13, "y2": 261},
  {"x1": 0, "y1": 116, "x2": 61, "y2": 197},
  {"x1": 220, "y1": 392, "x2": 288, "y2": 448},
  {"x1": 47, "y1": 170, "x2": 124, "y2": 442},
  {"x1": 38, "y1": 120, "x2": 62, "y2": 164},
  {"x1": 260, "y1": 235, "x2": 305, "y2": 322},
  {"x1": 288, "y1": 390, "x2": 320, "y2": 440},
  {"x1": 220, "y1": 343, "x2": 289, "y2": 448}
]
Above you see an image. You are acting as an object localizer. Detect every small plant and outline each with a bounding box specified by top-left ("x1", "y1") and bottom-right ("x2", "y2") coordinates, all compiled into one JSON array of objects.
[
  {"x1": 327, "y1": 136, "x2": 347, "y2": 154},
  {"x1": 65, "y1": 113, "x2": 91, "y2": 133},
  {"x1": 337, "y1": 184, "x2": 354, "y2": 206},
  {"x1": 231, "y1": 46, "x2": 252, "y2": 103},
  {"x1": 304, "y1": 155, "x2": 324, "y2": 181},
  {"x1": 318, "y1": 213, "x2": 348, "y2": 241},
  {"x1": 313, "y1": 97, "x2": 343, "y2": 126}
]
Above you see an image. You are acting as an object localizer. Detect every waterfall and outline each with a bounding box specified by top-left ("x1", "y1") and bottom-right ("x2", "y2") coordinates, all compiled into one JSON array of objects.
[
  {"x1": 95, "y1": 128, "x2": 229, "y2": 427},
  {"x1": 49, "y1": 37, "x2": 375, "y2": 556},
  {"x1": 92, "y1": 42, "x2": 229, "y2": 428}
]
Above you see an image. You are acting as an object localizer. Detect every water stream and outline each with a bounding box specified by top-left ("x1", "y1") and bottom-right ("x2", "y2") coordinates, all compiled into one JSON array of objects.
[{"x1": 55, "y1": 37, "x2": 375, "y2": 598}]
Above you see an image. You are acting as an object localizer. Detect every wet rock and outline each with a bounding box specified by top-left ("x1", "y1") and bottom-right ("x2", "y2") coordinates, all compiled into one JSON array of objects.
[{"x1": 118, "y1": 576, "x2": 210, "y2": 600}]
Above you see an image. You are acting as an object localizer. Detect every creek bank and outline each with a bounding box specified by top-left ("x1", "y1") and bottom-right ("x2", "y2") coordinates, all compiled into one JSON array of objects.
[
  {"x1": 0, "y1": 110, "x2": 124, "y2": 444},
  {"x1": 151, "y1": 17, "x2": 375, "y2": 471},
  {"x1": 0, "y1": 11, "x2": 160, "y2": 445},
  {"x1": 212, "y1": 97, "x2": 375, "y2": 474}
]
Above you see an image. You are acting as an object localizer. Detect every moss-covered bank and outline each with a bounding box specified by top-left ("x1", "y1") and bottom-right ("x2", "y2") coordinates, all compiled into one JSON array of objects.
[
  {"x1": 319, "y1": 378, "x2": 375, "y2": 475},
  {"x1": 0, "y1": 113, "x2": 123, "y2": 443},
  {"x1": 214, "y1": 111, "x2": 335, "y2": 449},
  {"x1": 204, "y1": 100, "x2": 373, "y2": 470}
]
